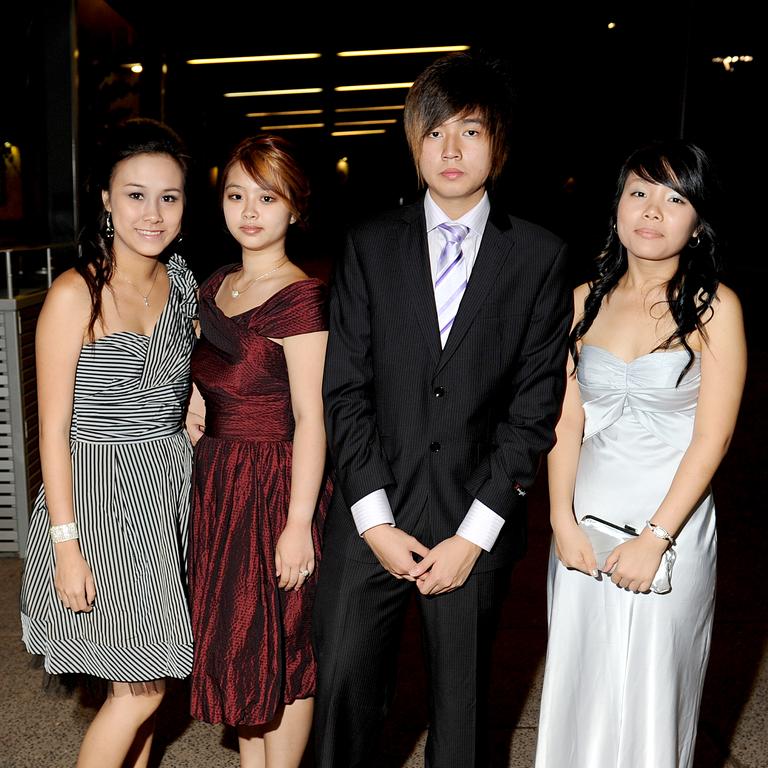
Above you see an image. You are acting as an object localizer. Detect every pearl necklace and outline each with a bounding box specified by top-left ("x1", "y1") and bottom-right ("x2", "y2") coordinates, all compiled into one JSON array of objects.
[{"x1": 231, "y1": 259, "x2": 288, "y2": 298}]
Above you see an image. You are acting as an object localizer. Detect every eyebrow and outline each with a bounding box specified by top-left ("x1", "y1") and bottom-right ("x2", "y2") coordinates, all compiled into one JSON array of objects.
[{"x1": 122, "y1": 182, "x2": 183, "y2": 193}]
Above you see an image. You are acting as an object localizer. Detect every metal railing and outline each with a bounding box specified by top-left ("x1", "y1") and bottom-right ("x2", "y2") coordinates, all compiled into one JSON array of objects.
[{"x1": 2, "y1": 242, "x2": 79, "y2": 299}]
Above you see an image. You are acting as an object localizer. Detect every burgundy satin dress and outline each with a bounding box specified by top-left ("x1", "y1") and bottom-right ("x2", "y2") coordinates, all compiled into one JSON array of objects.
[{"x1": 189, "y1": 268, "x2": 332, "y2": 726}]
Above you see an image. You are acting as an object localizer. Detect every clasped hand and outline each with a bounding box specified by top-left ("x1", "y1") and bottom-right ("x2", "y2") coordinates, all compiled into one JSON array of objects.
[
  {"x1": 363, "y1": 525, "x2": 481, "y2": 596},
  {"x1": 603, "y1": 534, "x2": 668, "y2": 593}
]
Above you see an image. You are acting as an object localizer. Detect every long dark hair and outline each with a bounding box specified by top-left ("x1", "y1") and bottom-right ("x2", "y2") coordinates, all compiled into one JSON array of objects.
[
  {"x1": 571, "y1": 140, "x2": 722, "y2": 383},
  {"x1": 76, "y1": 118, "x2": 189, "y2": 339}
]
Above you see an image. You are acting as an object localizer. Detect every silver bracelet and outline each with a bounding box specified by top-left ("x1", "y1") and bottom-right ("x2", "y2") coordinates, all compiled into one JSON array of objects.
[
  {"x1": 50, "y1": 522, "x2": 78, "y2": 544},
  {"x1": 645, "y1": 520, "x2": 675, "y2": 545}
]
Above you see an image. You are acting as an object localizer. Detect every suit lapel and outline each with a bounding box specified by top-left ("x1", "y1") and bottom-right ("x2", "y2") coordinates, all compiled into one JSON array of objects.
[
  {"x1": 435, "y1": 206, "x2": 514, "y2": 375},
  {"x1": 395, "y1": 205, "x2": 442, "y2": 364}
]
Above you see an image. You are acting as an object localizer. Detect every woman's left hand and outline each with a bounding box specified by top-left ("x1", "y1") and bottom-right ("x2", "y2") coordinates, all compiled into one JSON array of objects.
[
  {"x1": 603, "y1": 531, "x2": 669, "y2": 593},
  {"x1": 275, "y1": 521, "x2": 315, "y2": 591}
]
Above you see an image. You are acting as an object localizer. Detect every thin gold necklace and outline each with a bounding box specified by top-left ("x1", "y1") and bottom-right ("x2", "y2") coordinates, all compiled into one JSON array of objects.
[
  {"x1": 231, "y1": 258, "x2": 289, "y2": 298},
  {"x1": 117, "y1": 264, "x2": 162, "y2": 307}
]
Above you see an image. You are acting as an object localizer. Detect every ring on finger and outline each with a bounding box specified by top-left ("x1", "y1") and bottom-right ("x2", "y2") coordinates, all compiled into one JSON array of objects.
[{"x1": 299, "y1": 568, "x2": 310, "y2": 578}]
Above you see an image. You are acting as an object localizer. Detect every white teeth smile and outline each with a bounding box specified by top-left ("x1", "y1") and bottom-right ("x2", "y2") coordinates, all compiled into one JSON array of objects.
[{"x1": 137, "y1": 230, "x2": 163, "y2": 236}]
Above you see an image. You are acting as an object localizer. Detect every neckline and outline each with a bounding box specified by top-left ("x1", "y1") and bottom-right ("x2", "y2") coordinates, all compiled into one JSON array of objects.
[
  {"x1": 83, "y1": 292, "x2": 172, "y2": 347},
  {"x1": 211, "y1": 272, "x2": 318, "y2": 319},
  {"x1": 581, "y1": 344, "x2": 700, "y2": 365}
]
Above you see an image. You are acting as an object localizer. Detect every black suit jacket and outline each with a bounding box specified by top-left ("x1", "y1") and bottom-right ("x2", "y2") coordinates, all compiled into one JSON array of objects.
[{"x1": 322, "y1": 199, "x2": 572, "y2": 572}]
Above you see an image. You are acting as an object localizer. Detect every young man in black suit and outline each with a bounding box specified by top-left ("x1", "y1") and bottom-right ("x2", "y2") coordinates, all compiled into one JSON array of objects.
[{"x1": 314, "y1": 54, "x2": 572, "y2": 767}]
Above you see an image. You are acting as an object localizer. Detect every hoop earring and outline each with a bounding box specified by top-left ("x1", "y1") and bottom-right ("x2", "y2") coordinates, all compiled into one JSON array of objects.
[
  {"x1": 689, "y1": 234, "x2": 700, "y2": 249},
  {"x1": 612, "y1": 222, "x2": 617, "y2": 233},
  {"x1": 105, "y1": 211, "x2": 114, "y2": 239}
]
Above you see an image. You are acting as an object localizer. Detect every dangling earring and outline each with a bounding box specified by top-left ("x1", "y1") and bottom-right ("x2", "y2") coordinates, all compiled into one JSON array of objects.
[
  {"x1": 105, "y1": 211, "x2": 114, "y2": 239},
  {"x1": 289, "y1": 215, "x2": 297, "y2": 225},
  {"x1": 689, "y1": 233, "x2": 701, "y2": 249},
  {"x1": 612, "y1": 222, "x2": 617, "y2": 233}
]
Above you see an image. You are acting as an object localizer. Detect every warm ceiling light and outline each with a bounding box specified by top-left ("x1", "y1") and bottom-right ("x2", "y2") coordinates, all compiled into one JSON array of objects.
[
  {"x1": 335, "y1": 105, "x2": 405, "y2": 113},
  {"x1": 712, "y1": 55, "x2": 754, "y2": 71},
  {"x1": 260, "y1": 123, "x2": 325, "y2": 130},
  {"x1": 188, "y1": 53, "x2": 321, "y2": 64},
  {"x1": 331, "y1": 129, "x2": 387, "y2": 136},
  {"x1": 247, "y1": 109, "x2": 323, "y2": 117},
  {"x1": 224, "y1": 88, "x2": 323, "y2": 97},
  {"x1": 122, "y1": 63, "x2": 143, "y2": 73},
  {"x1": 337, "y1": 45, "x2": 469, "y2": 57},
  {"x1": 607, "y1": 21, "x2": 617, "y2": 29},
  {"x1": 335, "y1": 83, "x2": 413, "y2": 92},
  {"x1": 335, "y1": 119, "x2": 397, "y2": 126}
]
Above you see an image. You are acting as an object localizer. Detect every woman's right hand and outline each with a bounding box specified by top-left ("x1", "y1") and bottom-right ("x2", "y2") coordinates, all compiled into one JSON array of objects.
[
  {"x1": 553, "y1": 520, "x2": 599, "y2": 577},
  {"x1": 53, "y1": 540, "x2": 96, "y2": 612}
]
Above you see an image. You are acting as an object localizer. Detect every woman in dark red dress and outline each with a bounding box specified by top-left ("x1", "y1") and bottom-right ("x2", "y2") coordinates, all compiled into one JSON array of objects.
[{"x1": 187, "y1": 135, "x2": 331, "y2": 767}]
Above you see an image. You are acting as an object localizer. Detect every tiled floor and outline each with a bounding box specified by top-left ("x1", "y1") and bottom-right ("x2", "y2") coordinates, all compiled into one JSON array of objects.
[{"x1": 1, "y1": 283, "x2": 765, "y2": 767}]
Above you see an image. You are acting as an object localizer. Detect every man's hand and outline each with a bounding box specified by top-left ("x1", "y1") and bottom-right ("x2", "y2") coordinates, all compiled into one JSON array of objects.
[
  {"x1": 408, "y1": 535, "x2": 482, "y2": 595},
  {"x1": 362, "y1": 524, "x2": 430, "y2": 580}
]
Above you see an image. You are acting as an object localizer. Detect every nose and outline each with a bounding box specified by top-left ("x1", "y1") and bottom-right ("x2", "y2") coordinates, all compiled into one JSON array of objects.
[
  {"x1": 242, "y1": 201, "x2": 258, "y2": 219},
  {"x1": 441, "y1": 133, "x2": 461, "y2": 160},
  {"x1": 143, "y1": 199, "x2": 162, "y2": 223},
  {"x1": 643, "y1": 202, "x2": 662, "y2": 220}
]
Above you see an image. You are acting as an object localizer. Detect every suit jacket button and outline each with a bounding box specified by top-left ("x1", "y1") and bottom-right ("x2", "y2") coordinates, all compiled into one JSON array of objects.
[
  {"x1": 429, "y1": 441, "x2": 441, "y2": 453},
  {"x1": 433, "y1": 386, "x2": 446, "y2": 398}
]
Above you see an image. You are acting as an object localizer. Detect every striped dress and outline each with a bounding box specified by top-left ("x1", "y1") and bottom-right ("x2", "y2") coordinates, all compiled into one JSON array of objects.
[{"x1": 20, "y1": 254, "x2": 197, "y2": 682}]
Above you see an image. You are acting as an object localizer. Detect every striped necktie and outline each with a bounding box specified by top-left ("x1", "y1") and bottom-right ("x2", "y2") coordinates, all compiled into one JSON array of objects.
[{"x1": 434, "y1": 222, "x2": 470, "y2": 347}]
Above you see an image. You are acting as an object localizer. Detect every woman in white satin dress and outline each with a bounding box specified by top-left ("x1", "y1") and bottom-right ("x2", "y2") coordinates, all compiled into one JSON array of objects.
[{"x1": 535, "y1": 141, "x2": 746, "y2": 768}]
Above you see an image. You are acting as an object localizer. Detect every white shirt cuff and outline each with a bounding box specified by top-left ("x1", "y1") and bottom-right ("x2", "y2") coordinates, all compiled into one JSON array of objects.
[
  {"x1": 456, "y1": 499, "x2": 505, "y2": 551},
  {"x1": 351, "y1": 488, "x2": 396, "y2": 536}
]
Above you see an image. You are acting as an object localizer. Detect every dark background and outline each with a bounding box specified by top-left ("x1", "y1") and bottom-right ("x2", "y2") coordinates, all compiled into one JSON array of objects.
[
  {"x1": 2, "y1": 1, "x2": 765, "y2": 288},
  {"x1": 2, "y1": 3, "x2": 766, "y2": 765}
]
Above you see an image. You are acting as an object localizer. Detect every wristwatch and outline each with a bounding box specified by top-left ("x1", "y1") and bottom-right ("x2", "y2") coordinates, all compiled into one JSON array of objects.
[{"x1": 646, "y1": 520, "x2": 675, "y2": 545}]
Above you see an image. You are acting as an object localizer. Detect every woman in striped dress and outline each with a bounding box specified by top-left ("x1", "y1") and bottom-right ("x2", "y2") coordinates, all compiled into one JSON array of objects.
[{"x1": 20, "y1": 119, "x2": 197, "y2": 768}]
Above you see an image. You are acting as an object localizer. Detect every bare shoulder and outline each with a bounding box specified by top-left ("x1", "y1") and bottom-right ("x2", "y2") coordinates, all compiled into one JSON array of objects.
[
  {"x1": 573, "y1": 282, "x2": 591, "y2": 317},
  {"x1": 710, "y1": 283, "x2": 743, "y2": 318},
  {"x1": 700, "y1": 282, "x2": 746, "y2": 355},
  {"x1": 39, "y1": 268, "x2": 91, "y2": 327}
]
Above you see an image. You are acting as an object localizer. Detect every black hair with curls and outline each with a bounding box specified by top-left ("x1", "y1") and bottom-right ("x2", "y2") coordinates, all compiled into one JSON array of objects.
[
  {"x1": 76, "y1": 118, "x2": 189, "y2": 339},
  {"x1": 571, "y1": 140, "x2": 722, "y2": 384}
]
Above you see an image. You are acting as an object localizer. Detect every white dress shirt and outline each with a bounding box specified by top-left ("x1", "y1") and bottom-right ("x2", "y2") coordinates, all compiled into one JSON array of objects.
[{"x1": 350, "y1": 191, "x2": 505, "y2": 552}]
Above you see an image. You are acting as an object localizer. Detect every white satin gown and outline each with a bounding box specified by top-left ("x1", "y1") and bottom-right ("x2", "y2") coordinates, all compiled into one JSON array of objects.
[{"x1": 535, "y1": 345, "x2": 716, "y2": 768}]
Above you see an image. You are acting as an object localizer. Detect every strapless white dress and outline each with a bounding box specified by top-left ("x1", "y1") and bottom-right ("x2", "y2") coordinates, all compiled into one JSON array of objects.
[{"x1": 536, "y1": 345, "x2": 716, "y2": 768}]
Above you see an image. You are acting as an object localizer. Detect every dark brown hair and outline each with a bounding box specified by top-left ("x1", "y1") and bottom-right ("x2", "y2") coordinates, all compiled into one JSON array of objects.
[
  {"x1": 77, "y1": 118, "x2": 189, "y2": 339},
  {"x1": 220, "y1": 134, "x2": 310, "y2": 226}
]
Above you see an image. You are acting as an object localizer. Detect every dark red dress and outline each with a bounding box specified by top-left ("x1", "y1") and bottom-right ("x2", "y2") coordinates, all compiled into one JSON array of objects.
[{"x1": 189, "y1": 268, "x2": 332, "y2": 726}]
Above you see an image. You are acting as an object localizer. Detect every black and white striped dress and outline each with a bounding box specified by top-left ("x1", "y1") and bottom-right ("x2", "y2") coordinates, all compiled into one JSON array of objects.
[{"x1": 20, "y1": 254, "x2": 197, "y2": 682}]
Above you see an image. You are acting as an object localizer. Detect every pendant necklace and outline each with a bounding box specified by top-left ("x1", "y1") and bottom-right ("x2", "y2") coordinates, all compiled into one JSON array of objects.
[
  {"x1": 231, "y1": 258, "x2": 288, "y2": 298},
  {"x1": 118, "y1": 264, "x2": 162, "y2": 307}
]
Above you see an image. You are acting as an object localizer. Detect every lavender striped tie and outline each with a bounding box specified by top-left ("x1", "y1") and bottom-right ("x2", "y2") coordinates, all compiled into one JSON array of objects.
[{"x1": 434, "y1": 222, "x2": 469, "y2": 347}]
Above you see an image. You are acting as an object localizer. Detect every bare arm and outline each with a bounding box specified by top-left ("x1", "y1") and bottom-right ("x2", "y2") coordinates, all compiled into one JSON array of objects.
[
  {"x1": 36, "y1": 271, "x2": 96, "y2": 612},
  {"x1": 547, "y1": 284, "x2": 598, "y2": 577},
  {"x1": 185, "y1": 382, "x2": 206, "y2": 445},
  {"x1": 276, "y1": 330, "x2": 329, "y2": 590},
  {"x1": 606, "y1": 286, "x2": 747, "y2": 591}
]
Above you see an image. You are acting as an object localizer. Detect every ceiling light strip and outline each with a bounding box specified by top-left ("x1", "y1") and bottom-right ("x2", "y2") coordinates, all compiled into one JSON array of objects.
[
  {"x1": 335, "y1": 83, "x2": 413, "y2": 92},
  {"x1": 337, "y1": 45, "x2": 469, "y2": 57},
  {"x1": 189, "y1": 53, "x2": 321, "y2": 64},
  {"x1": 260, "y1": 123, "x2": 325, "y2": 130},
  {"x1": 331, "y1": 129, "x2": 387, "y2": 136},
  {"x1": 225, "y1": 88, "x2": 323, "y2": 97},
  {"x1": 335, "y1": 105, "x2": 405, "y2": 113}
]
